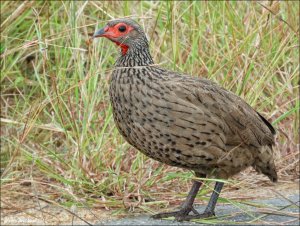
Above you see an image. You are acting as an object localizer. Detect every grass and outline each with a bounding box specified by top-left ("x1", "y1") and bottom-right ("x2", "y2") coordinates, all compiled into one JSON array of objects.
[{"x1": 1, "y1": 1, "x2": 299, "y2": 224}]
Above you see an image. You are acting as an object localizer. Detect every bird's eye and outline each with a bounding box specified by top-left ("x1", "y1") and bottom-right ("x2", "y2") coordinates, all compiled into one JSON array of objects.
[{"x1": 118, "y1": 25, "x2": 126, "y2": 32}]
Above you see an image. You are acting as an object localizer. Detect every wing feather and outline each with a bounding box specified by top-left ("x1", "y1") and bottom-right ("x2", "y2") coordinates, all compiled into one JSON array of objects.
[{"x1": 164, "y1": 76, "x2": 275, "y2": 147}]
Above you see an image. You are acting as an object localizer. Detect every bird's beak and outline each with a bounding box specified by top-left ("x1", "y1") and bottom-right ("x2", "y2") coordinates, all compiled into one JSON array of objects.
[{"x1": 93, "y1": 27, "x2": 106, "y2": 38}]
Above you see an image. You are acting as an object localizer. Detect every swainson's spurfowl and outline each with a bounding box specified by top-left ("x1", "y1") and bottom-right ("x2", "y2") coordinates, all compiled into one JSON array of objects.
[{"x1": 93, "y1": 19, "x2": 277, "y2": 221}]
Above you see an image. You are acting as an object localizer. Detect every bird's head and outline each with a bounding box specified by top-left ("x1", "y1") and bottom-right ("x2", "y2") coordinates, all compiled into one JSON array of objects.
[{"x1": 93, "y1": 19, "x2": 148, "y2": 55}]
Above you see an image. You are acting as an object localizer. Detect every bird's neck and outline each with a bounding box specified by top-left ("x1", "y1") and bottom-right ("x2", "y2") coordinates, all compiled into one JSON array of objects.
[{"x1": 115, "y1": 39, "x2": 154, "y2": 67}]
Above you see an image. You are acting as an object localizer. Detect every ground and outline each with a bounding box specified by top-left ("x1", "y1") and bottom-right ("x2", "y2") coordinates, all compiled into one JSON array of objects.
[{"x1": 1, "y1": 181, "x2": 299, "y2": 225}]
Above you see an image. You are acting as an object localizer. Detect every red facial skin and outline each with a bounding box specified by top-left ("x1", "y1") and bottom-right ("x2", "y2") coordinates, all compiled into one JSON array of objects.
[{"x1": 101, "y1": 23, "x2": 133, "y2": 55}]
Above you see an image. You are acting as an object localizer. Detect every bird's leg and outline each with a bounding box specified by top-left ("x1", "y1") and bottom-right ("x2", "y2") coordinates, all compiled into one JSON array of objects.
[
  {"x1": 203, "y1": 181, "x2": 224, "y2": 216},
  {"x1": 151, "y1": 179, "x2": 203, "y2": 220},
  {"x1": 179, "y1": 181, "x2": 224, "y2": 221}
]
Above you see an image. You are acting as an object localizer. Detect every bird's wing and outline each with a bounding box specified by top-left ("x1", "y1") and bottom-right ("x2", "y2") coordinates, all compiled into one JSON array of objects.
[{"x1": 164, "y1": 76, "x2": 275, "y2": 148}]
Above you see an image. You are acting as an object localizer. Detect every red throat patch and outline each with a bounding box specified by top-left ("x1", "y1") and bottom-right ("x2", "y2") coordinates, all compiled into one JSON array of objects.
[{"x1": 114, "y1": 41, "x2": 129, "y2": 55}]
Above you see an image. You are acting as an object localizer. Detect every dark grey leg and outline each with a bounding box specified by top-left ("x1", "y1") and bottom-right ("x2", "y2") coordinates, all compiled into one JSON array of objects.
[
  {"x1": 151, "y1": 179, "x2": 203, "y2": 220},
  {"x1": 204, "y1": 181, "x2": 224, "y2": 214},
  {"x1": 181, "y1": 181, "x2": 224, "y2": 221}
]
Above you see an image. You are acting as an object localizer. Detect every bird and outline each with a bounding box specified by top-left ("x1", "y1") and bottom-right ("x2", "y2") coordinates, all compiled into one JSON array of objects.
[{"x1": 92, "y1": 18, "x2": 277, "y2": 221}]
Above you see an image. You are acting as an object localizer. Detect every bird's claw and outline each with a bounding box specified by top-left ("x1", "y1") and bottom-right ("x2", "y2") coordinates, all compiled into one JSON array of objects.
[
  {"x1": 151, "y1": 206, "x2": 215, "y2": 222},
  {"x1": 152, "y1": 206, "x2": 215, "y2": 221},
  {"x1": 176, "y1": 211, "x2": 215, "y2": 221},
  {"x1": 151, "y1": 206, "x2": 192, "y2": 221}
]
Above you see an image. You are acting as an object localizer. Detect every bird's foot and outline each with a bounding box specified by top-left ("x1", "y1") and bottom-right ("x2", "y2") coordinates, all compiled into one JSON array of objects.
[
  {"x1": 176, "y1": 211, "x2": 215, "y2": 221},
  {"x1": 152, "y1": 206, "x2": 214, "y2": 221}
]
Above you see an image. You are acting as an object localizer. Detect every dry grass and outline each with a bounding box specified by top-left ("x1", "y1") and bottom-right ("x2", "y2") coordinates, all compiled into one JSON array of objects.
[{"x1": 1, "y1": 1, "x2": 299, "y2": 224}]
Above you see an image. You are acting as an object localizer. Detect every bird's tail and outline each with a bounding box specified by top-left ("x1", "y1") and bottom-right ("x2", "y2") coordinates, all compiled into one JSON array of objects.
[{"x1": 252, "y1": 145, "x2": 278, "y2": 182}]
